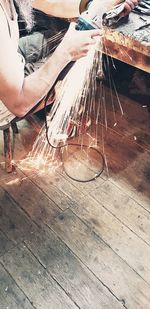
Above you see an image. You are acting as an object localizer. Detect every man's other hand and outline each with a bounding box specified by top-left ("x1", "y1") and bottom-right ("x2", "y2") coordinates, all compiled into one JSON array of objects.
[{"x1": 116, "y1": 0, "x2": 141, "y2": 17}]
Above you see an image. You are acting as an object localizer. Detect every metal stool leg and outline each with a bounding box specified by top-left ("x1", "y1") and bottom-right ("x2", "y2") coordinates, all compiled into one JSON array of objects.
[
  {"x1": 3, "y1": 127, "x2": 13, "y2": 173},
  {"x1": 11, "y1": 122, "x2": 19, "y2": 134},
  {"x1": 11, "y1": 122, "x2": 19, "y2": 158}
]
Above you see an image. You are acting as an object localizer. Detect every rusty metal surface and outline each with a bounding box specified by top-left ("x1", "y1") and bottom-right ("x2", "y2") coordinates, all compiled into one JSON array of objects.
[
  {"x1": 109, "y1": 12, "x2": 150, "y2": 46},
  {"x1": 102, "y1": 12, "x2": 150, "y2": 72}
]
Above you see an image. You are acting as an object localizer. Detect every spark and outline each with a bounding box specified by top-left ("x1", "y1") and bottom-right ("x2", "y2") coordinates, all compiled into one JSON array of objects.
[
  {"x1": 19, "y1": 42, "x2": 100, "y2": 174},
  {"x1": 6, "y1": 178, "x2": 20, "y2": 186},
  {"x1": 18, "y1": 30, "x2": 125, "y2": 180}
]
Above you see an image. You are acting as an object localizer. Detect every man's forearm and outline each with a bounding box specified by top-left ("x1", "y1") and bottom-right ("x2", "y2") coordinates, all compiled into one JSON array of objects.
[
  {"x1": 6, "y1": 48, "x2": 70, "y2": 118},
  {"x1": 32, "y1": 0, "x2": 121, "y2": 18},
  {"x1": 32, "y1": 0, "x2": 82, "y2": 18}
]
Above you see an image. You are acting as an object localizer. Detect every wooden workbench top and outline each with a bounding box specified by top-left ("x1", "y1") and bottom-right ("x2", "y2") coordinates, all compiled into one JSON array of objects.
[{"x1": 103, "y1": 12, "x2": 150, "y2": 73}]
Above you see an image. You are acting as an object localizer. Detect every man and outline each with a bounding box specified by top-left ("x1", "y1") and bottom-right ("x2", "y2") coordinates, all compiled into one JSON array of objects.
[{"x1": 0, "y1": 0, "x2": 139, "y2": 125}]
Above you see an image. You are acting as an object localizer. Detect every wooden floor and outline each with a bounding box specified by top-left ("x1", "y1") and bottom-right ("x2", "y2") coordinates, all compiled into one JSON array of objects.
[{"x1": 0, "y1": 87, "x2": 150, "y2": 309}]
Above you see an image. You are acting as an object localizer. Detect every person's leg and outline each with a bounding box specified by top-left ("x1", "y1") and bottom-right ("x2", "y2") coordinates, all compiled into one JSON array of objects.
[
  {"x1": 32, "y1": 9, "x2": 69, "y2": 33},
  {"x1": 18, "y1": 28, "x2": 67, "y2": 76}
]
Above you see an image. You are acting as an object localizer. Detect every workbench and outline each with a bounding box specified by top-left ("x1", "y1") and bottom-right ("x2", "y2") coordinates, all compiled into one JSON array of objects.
[{"x1": 103, "y1": 12, "x2": 150, "y2": 73}]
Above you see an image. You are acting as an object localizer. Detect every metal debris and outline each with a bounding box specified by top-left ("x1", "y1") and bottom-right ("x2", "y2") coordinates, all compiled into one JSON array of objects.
[
  {"x1": 103, "y1": 0, "x2": 150, "y2": 27},
  {"x1": 133, "y1": 0, "x2": 150, "y2": 15}
]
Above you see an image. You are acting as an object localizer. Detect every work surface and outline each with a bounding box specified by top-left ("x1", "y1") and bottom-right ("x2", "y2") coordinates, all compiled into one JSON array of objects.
[
  {"x1": 0, "y1": 86, "x2": 150, "y2": 308},
  {"x1": 104, "y1": 12, "x2": 150, "y2": 73}
]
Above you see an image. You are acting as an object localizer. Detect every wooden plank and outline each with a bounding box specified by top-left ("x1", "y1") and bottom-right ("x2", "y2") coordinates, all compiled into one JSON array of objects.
[
  {"x1": 51, "y1": 208, "x2": 150, "y2": 308},
  {"x1": 9, "y1": 162, "x2": 96, "y2": 210},
  {"x1": 0, "y1": 245, "x2": 77, "y2": 309},
  {"x1": 24, "y1": 224, "x2": 122, "y2": 309},
  {"x1": 57, "y1": 138, "x2": 105, "y2": 193},
  {"x1": 99, "y1": 86, "x2": 150, "y2": 151},
  {"x1": 30, "y1": 169, "x2": 84, "y2": 205},
  {"x1": 70, "y1": 194, "x2": 150, "y2": 285},
  {"x1": 0, "y1": 166, "x2": 62, "y2": 225},
  {"x1": 90, "y1": 180, "x2": 150, "y2": 245},
  {"x1": 110, "y1": 153, "x2": 150, "y2": 212},
  {"x1": 19, "y1": 168, "x2": 77, "y2": 210},
  {"x1": 0, "y1": 167, "x2": 122, "y2": 307},
  {"x1": 0, "y1": 264, "x2": 34, "y2": 309},
  {"x1": 27, "y1": 165, "x2": 87, "y2": 203},
  {"x1": 60, "y1": 169, "x2": 105, "y2": 194},
  {"x1": 93, "y1": 124, "x2": 150, "y2": 187},
  {"x1": 0, "y1": 229, "x2": 14, "y2": 257},
  {"x1": 57, "y1": 91, "x2": 150, "y2": 192},
  {"x1": 1, "y1": 123, "x2": 104, "y2": 205},
  {"x1": 0, "y1": 187, "x2": 36, "y2": 244}
]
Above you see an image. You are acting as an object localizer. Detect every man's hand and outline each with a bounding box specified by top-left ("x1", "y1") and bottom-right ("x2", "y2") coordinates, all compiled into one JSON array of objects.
[
  {"x1": 116, "y1": 0, "x2": 141, "y2": 16},
  {"x1": 57, "y1": 22, "x2": 101, "y2": 61}
]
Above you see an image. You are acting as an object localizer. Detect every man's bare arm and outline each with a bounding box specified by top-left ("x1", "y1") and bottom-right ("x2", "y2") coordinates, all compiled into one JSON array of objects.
[
  {"x1": 0, "y1": 8, "x2": 101, "y2": 118},
  {"x1": 0, "y1": 8, "x2": 71, "y2": 117},
  {"x1": 32, "y1": 0, "x2": 140, "y2": 18},
  {"x1": 32, "y1": 0, "x2": 114, "y2": 17},
  {"x1": 32, "y1": 0, "x2": 82, "y2": 18}
]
